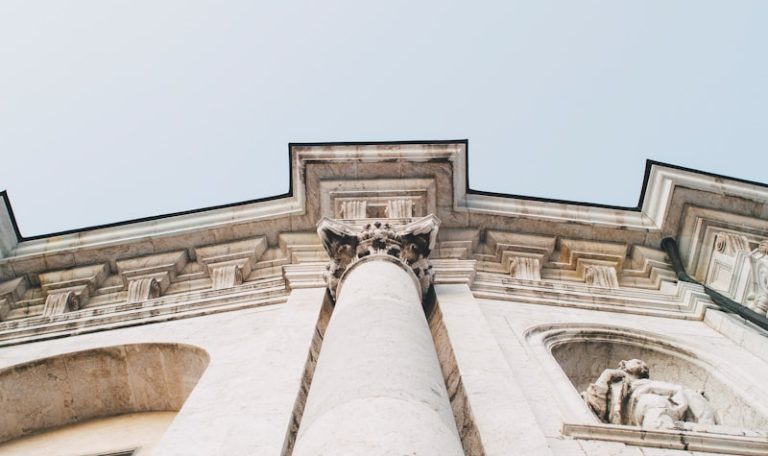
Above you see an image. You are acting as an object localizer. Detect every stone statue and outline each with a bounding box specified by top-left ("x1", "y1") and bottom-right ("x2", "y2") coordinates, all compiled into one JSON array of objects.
[{"x1": 583, "y1": 359, "x2": 718, "y2": 430}]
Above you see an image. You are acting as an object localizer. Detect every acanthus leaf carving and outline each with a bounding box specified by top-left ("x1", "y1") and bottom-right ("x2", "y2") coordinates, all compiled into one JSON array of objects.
[{"x1": 317, "y1": 214, "x2": 440, "y2": 298}]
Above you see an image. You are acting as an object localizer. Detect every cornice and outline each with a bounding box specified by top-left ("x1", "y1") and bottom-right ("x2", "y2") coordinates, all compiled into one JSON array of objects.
[{"x1": 1, "y1": 141, "x2": 767, "y2": 265}]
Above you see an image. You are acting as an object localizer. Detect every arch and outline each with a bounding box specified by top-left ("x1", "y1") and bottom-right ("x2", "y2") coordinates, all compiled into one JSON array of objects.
[
  {"x1": 526, "y1": 323, "x2": 768, "y2": 430},
  {"x1": 0, "y1": 343, "x2": 209, "y2": 444}
]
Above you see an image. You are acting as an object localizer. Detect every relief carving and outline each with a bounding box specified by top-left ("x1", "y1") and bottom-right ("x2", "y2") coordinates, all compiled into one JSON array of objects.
[
  {"x1": 583, "y1": 359, "x2": 718, "y2": 430},
  {"x1": 317, "y1": 215, "x2": 440, "y2": 298},
  {"x1": 584, "y1": 265, "x2": 619, "y2": 289},
  {"x1": 385, "y1": 199, "x2": 415, "y2": 218},
  {"x1": 339, "y1": 200, "x2": 368, "y2": 219},
  {"x1": 745, "y1": 240, "x2": 768, "y2": 315},
  {"x1": 715, "y1": 233, "x2": 750, "y2": 256},
  {"x1": 42, "y1": 290, "x2": 80, "y2": 317},
  {"x1": 211, "y1": 263, "x2": 244, "y2": 290},
  {"x1": 509, "y1": 256, "x2": 541, "y2": 280},
  {"x1": 126, "y1": 277, "x2": 161, "y2": 303}
]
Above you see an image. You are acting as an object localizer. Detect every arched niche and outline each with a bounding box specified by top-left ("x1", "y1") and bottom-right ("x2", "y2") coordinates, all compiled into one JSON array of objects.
[
  {"x1": 532, "y1": 324, "x2": 768, "y2": 430},
  {"x1": 0, "y1": 343, "x2": 209, "y2": 445}
]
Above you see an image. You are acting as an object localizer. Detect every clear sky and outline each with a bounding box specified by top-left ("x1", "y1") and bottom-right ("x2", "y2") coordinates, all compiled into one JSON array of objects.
[{"x1": 1, "y1": 1, "x2": 766, "y2": 237}]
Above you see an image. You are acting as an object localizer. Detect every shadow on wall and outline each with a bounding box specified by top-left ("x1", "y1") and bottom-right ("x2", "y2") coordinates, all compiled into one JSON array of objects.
[
  {"x1": 544, "y1": 327, "x2": 768, "y2": 430},
  {"x1": 0, "y1": 343, "x2": 210, "y2": 444}
]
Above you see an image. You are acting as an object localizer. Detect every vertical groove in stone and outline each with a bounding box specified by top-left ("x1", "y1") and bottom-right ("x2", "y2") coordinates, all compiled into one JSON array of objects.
[{"x1": 429, "y1": 302, "x2": 487, "y2": 456}]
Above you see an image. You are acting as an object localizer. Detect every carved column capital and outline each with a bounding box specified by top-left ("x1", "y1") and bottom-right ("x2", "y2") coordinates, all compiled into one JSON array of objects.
[{"x1": 317, "y1": 214, "x2": 440, "y2": 298}]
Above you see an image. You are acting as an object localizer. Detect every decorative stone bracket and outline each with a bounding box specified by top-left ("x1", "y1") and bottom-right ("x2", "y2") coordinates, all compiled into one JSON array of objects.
[
  {"x1": 39, "y1": 263, "x2": 109, "y2": 313},
  {"x1": 317, "y1": 214, "x2": 440, "y2": 298},
  {"x1": 584, "y1": 264, "x2": 620, "y2": 289},
  {"x1": 510, "y1": 256, "x2": 543, "y2": 280},
  {"x1": 126, "y1": 276, "x2": 162, "y2": 303},
  {"x1": 195, "y1": 237, "x2": 267, "y2": 290},
  {"x1": 117, "y1": 251, "x2": 187, "y2": 302},
  {"x1": 42, "y1": 289, "x2": 81, "y2": 317}
]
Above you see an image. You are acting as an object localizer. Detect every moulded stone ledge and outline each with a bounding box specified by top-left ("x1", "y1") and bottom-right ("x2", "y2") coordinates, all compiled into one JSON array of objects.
[{"x1": 562, "y1": 422, "x2": 768, "y2": 456}]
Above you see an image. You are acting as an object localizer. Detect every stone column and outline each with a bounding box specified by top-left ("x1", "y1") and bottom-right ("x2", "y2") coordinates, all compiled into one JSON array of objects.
[{"x1": 292, "y1": 216, "x2": 463, "y2": 456}]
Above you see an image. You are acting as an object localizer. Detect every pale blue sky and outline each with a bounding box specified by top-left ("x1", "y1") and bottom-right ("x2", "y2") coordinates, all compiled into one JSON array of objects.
[{"x1": 1, "y1": 1, "x2": 766, "y2": 236}]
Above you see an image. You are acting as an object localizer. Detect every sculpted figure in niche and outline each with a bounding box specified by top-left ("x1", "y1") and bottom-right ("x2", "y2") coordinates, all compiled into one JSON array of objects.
[{"x1": 583, "y1": 359, "x2": 718, "y2": 430}]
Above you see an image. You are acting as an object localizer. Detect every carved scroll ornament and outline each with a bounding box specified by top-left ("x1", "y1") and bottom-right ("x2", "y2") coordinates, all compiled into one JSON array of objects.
[{"x1": 317, "y1": 215, "x2": 440, "y2": 298}]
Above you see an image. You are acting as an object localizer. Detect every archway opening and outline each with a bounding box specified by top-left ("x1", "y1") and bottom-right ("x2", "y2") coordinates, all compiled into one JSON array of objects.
[
  {"x1": 548, "y1": 329, "x2": 768, "y2": 430},
  {"x1": 0, "y1": 343, "x2": 209, "y2": 455}
]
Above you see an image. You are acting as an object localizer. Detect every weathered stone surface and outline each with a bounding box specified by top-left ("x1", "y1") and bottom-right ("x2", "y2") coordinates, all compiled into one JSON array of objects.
[
  {"x1": 583, "y1": 358, "x2": 718, "y2": 429},
  {"x1": 317, "y1": 214, "x2": 440, "y2": 298},
  {"x1": 293, "y1": 260, "x2": 463, "y2": 455},
  {"x1": 0, "y1": 143, "x2": 767, "y2": 456}
]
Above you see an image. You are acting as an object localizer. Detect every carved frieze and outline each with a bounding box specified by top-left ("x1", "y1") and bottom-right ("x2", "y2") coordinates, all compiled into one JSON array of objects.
[{"x1": 317, "y1": 215, "x2": 440, "y2": 298}]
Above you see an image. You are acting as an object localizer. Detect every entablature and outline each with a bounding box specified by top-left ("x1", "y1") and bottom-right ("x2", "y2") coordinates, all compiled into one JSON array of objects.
[{"x1": 0, "y1": 141, "x2": 766, "y2": 346}]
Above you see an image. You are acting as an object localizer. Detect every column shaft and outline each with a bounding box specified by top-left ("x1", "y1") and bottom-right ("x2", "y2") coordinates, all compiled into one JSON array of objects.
[{"x1": 293, "y1": 258, "x2": 463, "y2": 455}]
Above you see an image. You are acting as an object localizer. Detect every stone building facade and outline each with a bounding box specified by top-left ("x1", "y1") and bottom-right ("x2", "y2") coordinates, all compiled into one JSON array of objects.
[{"x1": 0, "y1": 141, "x2": 767, "y2": 455}]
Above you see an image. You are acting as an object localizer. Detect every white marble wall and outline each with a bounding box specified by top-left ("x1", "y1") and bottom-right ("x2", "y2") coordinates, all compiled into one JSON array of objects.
[{"x1": 480, "y1": 299, "x2": 768, "y2": 456}]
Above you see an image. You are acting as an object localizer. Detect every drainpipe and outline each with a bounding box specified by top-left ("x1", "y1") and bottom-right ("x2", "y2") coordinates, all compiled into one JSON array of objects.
[{"x1": 661, "y1": 237, "x2": 768, "y2": 331}]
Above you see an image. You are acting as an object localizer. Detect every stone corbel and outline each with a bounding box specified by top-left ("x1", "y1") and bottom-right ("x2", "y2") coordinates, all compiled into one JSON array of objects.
[
  {"x1": 195, "y1": 237, "x2": 268, "y2": 290},
  {"x1": 0, "y1": 277, "x2": 28, "y2": 321},
  {"x1": 317, "y1": 214, "x2": 440, "y2": 298},
  {"x1": 38, "y1": 263, "x2": 108, "y2": 311},
  {"x1": 509, "y1": 256, "x2": 544, "y2": 280},
  {"x1": 484, "y1": 231, "x2": 556, "y2": 279},
  {"x1": 126, "y1": 276, "x2": 162, "y2": 303},
  {"x1": 583, "y1": 264, "x2": 620, "y2": 289},
  {"x1": 116, "y1": 251, "x2": 188, "y2": 301},
  {"x1": 42, "y1": 288, "x2": 82, "y2": 317},
  {"x1": 209, "y1": 260, "x2": 246, "y2": 290}
]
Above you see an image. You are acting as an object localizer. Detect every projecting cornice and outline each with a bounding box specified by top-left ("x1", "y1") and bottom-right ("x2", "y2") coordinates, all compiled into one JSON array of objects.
[{"x1": 1, "y1": 141, "x2": 767, "y2": 275}]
